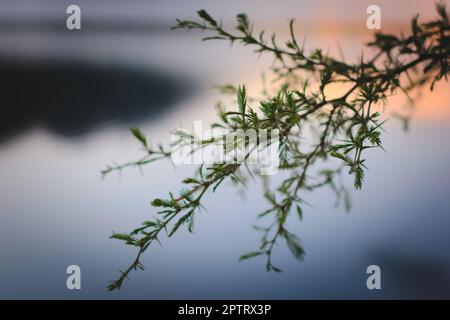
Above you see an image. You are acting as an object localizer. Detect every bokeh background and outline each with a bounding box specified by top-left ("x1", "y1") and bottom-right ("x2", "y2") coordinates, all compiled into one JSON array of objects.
[{"x1": 1, "y1": 0, "x2": 450, "y2": 299}]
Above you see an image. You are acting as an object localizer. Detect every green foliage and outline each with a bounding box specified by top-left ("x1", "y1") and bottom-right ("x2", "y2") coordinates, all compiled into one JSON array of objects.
[
  {"x1": 130, "y1": 127, "x2": 148, "y2": 148},
  {"x1": 104, "y1": 4, "x2": 450, "y2": 290}
]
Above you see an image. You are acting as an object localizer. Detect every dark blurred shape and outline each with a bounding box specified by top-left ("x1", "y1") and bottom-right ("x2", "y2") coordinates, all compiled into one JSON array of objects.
[
  {"x1": 372, "y1": 249, "x2": 450, "y2": 299},
  {"x1": 0, "y1": 56, "x2": 192, "y2": 142}
]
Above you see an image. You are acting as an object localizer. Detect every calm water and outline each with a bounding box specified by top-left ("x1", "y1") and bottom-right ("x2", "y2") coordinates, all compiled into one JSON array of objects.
[{"x1": 0, "y1": 0, "x2": 449, "y2": 299}]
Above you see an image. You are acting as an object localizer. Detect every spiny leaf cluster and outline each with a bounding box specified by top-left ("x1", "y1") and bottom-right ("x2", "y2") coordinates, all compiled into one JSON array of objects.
[{"x1": 104, "y1": 4, "x2": 450, "y2": 290}]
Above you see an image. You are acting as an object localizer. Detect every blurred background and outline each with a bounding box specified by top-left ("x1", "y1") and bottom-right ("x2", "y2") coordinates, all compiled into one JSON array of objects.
[{"x1": 0, "y1": 0, "x2": 450, "y2": 299}]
